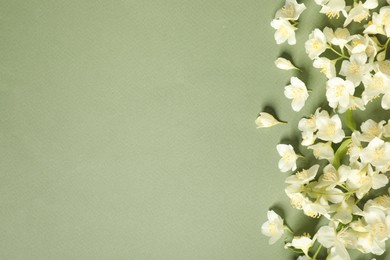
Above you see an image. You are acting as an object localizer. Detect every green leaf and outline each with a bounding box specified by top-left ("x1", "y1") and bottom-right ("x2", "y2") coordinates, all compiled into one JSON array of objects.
[
  {"x1": 333, "y1": 138, "x2": 352, "y2": 169},
  {"x1": 345, "y1": 110, "x2": 356, "y2": 132}
]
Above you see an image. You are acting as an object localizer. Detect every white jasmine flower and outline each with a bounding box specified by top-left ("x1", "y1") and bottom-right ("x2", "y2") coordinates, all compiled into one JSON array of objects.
[
  {"x1": 364, "y1": 12, "x2": 385, "y2": 35},
  {"x1": 330, "y1": 198, "x2": 361, "y2": 224},
  {"x1": 346, "y1": 163, "x2": 388, "y2": 199},
  {"x1": 271, "y1": 19, "x2": 296, "y2": 45},
  {"x1": 371, "y1": 195, "x2": 390, "y2": 213},
  {"x1": 359, "y1": 119, "x2": 385, "y2": 142},
  {"x1": 326, "y1": 77, "x2": 355, "y2": 113},
  {"x1": 323, "y1": 27, "x2": 350, "y2": 48},
  {"x1": 313, "y1": 57, "x2": 336, "y2": 79},
  {"x1": 298, "y1": 108, "x2": 332, "y2": 146},
  {"x1": 255, "y1": 112, "x2": 284, "y2": 128},
  {"x1": 275, "y1": 57, "x2": 300, "y2": 71},
  {"x1": 285, "y1": 165, "x2": 320, "y2": 185},
  {"x1": 261, "y1": 210, "x2": 285, "y2": 245},
  {"x1": 275, "y1": 0, "x2": 307, "y2": 20},
  {"x1": 339, "y1": 53, "x2": 370, "y2": 86},
  {"x1": 305, "y1": 29, "x2": 327, "y2": 59},
  {"x1": 357, "y1": 203, "x2": 390, "y2": 255},
  {"x1": 344, "y1": 0, "x2": 378, "y2": 27},
  {"x1": 285, "y1": 235, "x2": 315, "y2": 257},
  {"x1": 316, "y1": 113, "x2": 345, "y2": 143},
  {"x1": 308, "y1": 142, "x2": 334, "y2": 162},
  {"x1": 276, "y1": 144, "x2": 298, "y2": 172},
  {"x1": 360, "y1": 137, "x2": 390, "y2": 170},
  {"x1": 302, "y1": 200, "x2": 330, "y2": 218},
  {"x1": 362, "y1": 72, "x2": 390, "y2": 104},
  {"x1": 298, "y1": 117, "x2": 316, "y2": 133},
  {"x1": 285, "y1": 185, "x2": 308, "y2": 209},
  {"x1": 301, "y1": 131, "x2": 316, "y2": 146},
  {"x1": 378, "y1": 6, "x2": 390, "y2": 36},
  {"x1": 319, "y1": 0, "x2": 347, "y2": 19},
  {"x1": 316, "y1": 225, "x2": 351, "y2": 260},
  {"x1": 347, "y1": 34, "x2": 369, "y2": 54},
  {"x1": 284, "y1": 77, "x2": 309, "y2": 112},
  {"x1": 377, "y1": 60, "x2": 390, "y2": 77},
  {"x1": 317, "y1": 164, "x2": 348, "y2": 189},
  {"x1": 348, "y1": 96, "x2": 366, "y2": 111}
]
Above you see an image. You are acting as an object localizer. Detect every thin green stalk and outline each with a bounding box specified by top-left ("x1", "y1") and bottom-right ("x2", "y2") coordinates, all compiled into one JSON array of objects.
[
  {"x1": 328, "y1": 45, "x2": 348, "y2": 59},
  {"x1": 312, "y1": 244, "x2": 323, "y2": 260}
]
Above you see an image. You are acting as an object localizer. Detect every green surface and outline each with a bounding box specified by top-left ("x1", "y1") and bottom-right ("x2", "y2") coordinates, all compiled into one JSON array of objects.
[{"x1": 0, "y1": 1, "x2": 382, "y2": 259}]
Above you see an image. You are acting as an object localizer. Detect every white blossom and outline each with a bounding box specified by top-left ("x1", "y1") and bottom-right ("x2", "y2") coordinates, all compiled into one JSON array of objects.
[
  {"x1": 305, "y1": 29, "x2": 327, "y2": 60},
  {"x1": 275, "y1": 0, "x2": 306, "y2": 20},
  {"x1": 271, "y1": 19, "x2": 296, "y2": 45},
  {"x1": 261, "y1": 210, "x2": 285, "y2": 245},
  {"x1": 276, "y1": 144, "x2": 298, "y2": 172},
  {"x1": 284, "y1": 77, "x2": 309, "y2": 112},
  {"x1": 326, "y1": 77, "x2": 355, "y2": 113},
  {"x1": 316, "y1": 113, "x2": 345, "y2": 143}
]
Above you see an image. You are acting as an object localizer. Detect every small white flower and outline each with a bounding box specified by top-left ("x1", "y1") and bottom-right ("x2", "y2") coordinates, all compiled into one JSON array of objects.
[
  {"x1": 271, "y1": 19, "x2": 296, "y2": 45},
  {"x1": 316, "y1": 113, "x2": 345, "y2": 143},
  {"x1": 346, "y1": 163, "x2": 388, "y2": 199},
  {"x1": 316, "y1": 225, "x2": 351, "y2": 260},
  {"x1": 323, "y1": 27, "x2": 350, "y2": 48},
  {"x1": 344, "y1": 0, "x2": 378, "y2": 27},
  {"x1": 255, "y1": 112, "x2": 284, "y2": 128},
  {"x1": 285, "y1": 165, "x2": 320, "y2": 185},
  {"x1": 347, "y1": 34, "x2": 369, "y2": 54},
  {"x1": 285, "y1": 235, "x2": 314, "y2": 257},
  {"x1": 313, "y1": 57, "x2": 336, "y2": 79},
  {"x1": 359, "y1": 119, "x2": 385, "y2": 142},
  {"x1": 378, "y1": 6, "x2": 390, "y2": 36},
  {"x1": 364, "y1": 12, "x2": 385, "y2": 35},
  {"x1": 261, "y1": 210, "x2": 285, "y2": 245},
  {"x1": 274, "y1": 57, "x2": 300, "y2": 71},
  {"x1": 317, "y1": 164, "x2": 348, "y2": 190},
  {"x1": 276, "y1": 144, "x2": 298, "y2": 172},
  {"x1": 340, "y1": 53, "x2": 370, "y2": 86},
  {"x1": 319, "y1": 0, "x2": 347, "y2": 19},
  {"x1": 362, "y1": 72, "x2": 390, "y2": 104},
  {"x1": 360, "y1": 137, "x2": 390, "y2": 170},
  {"x1": 275, "y1": 0, "x2": 307, "y2": 20},
  {"x1": 377, "y1": 60, "x2": 390, "y2": 77},
  {"x1": 326, "y1": 77, "x2": 355, "y2": 113},
  {"x1": 284, "y1": 77, "x2": 309, "y2": 112},
  {"x1": 305, "y1": 29, "x2": 327, "y2": 59},
  {"x1": 330, "y1": 197, "x2": 361, "y2": 224},
  {"x1": 308, "y1": 142, "x2": 334, "y2": 162}
]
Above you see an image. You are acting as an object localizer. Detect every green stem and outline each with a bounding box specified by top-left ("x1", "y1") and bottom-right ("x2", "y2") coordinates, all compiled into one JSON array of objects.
[
  {"x1": 328, "y1": 45, "x2": 348, "y2": 59},
  {"x1": 383, "y1": 37, "x2": 390, "y2": 57},
  {"x1": 312, "y1": 244, "x2": 323, "y2": 260},
  {"x1": 284, "y1": 225, "x2": 294, "y2": 234},
  {"x1": 345, "y1": 109, "x2": 356, "y2": 131}
]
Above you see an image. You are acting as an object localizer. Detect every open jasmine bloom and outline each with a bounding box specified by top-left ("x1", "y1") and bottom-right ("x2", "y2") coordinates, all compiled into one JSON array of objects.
[
  {"x1": 275, "y1": 0, "x2": 306, "y2": 20},
  {"x1": 276, "y1": 144, "x2": 298, "y2": 172},
  {"x1": 261, "y1": 210, "x2": 285, "y2": 245},
  {"x1": 271, "y1": 19, "x2": 297, "y2": 45},
  {"x1": 284, "y1": 77, "x2": 309, "y2": 112}
]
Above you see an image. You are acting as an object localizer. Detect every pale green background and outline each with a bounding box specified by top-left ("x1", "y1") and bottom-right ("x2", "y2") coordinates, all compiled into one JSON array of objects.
[{"x1": 0, "y1": 1, "x2": 386, "y2": 260}]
